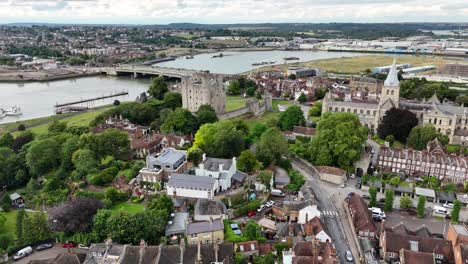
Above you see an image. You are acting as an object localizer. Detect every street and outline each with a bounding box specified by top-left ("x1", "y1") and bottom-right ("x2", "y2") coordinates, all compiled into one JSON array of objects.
[{"x1": 292, "y1": 160, "x2": 357, "y2": 264}]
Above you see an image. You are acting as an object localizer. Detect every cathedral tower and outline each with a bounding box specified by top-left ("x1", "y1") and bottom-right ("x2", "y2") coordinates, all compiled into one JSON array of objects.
[{"x1": 380, "y1": 58, "x2": 400, "y2": 107}]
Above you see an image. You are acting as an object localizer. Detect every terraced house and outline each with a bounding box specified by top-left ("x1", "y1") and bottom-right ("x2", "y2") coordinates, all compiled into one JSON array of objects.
[{"x1": 377, "y1": 139, "x2": 468, "y2": 183}]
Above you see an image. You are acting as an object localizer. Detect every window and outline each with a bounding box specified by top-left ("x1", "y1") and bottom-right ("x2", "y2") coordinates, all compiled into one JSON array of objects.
[
  {"x1": 435, "y1": 254, "x2": 443, "y2": 260},
  {"x1": 250, "y1": 244, "x2": 255, "y2": 251},
  {"x1": 239, "y1": 245, "x2": 244, "y2": 252}
]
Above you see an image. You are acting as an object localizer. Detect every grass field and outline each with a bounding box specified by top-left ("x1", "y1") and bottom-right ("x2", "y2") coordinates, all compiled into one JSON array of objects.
[
  {"x1": 272, "y1": 99, "x2": 293, "y2": 111},
  {"x1": 111, "y1": 202, "x2": 145, "y2": 214},
  {"x1": 0, "y1": 106, "x2": 112, "y2": 135},
  {"x1": 1, "y1": 210, "x2": 18, "y2": 239},
  {"x1": 261, "y1": 55, "x2": 461, "y2": 74},
  {"x1": 226, "y1": 96, "x2": 248, "y2": 112}
]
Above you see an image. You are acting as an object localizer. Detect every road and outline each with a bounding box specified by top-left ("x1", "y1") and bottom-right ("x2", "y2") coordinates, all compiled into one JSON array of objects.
[{"x1": 292, "y1": 159, "x2": 356, "y2": 264}]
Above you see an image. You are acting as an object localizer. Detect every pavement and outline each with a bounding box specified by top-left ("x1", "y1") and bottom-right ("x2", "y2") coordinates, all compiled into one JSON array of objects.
[
  {"x1": 13, "y1": 246, "x2": 88, "y2": 264},
  {"x1": 292, "y1": 159, "x2": 356, "y2": 264}
]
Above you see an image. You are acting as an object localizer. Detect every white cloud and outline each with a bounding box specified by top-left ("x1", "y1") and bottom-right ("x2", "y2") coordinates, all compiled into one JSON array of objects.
[{"x1": 0, "y1": 0, "x2": 466, "y2": 23}]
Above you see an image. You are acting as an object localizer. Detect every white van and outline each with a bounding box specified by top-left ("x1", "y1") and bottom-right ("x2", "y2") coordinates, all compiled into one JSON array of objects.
[
  {"x1": 433, "y1": 206, "x2": 448, "y2": 215},
  {"x1": 13, "y1": 246, "x2": 33, "y2": 261},
  {"x1": 370, "y1": 207, "x2": 386, "y2": 220},
  {"x1": 271, "y1": 189, "x2": 285, "y2": 197}
]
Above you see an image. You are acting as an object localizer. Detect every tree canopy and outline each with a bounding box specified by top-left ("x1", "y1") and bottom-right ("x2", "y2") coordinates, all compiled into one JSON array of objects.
[
  {"x1": 377, "y1": 108, "x2": 418, "y2": 143},
  {"x1": 256, "y1": 127, "x2": 289, "y2": 166},
  {"x1": 161, "y1": 108, "x2": 199, "y2": 135},
  {"x1": 148, "y1": 76, "x2": 168, "y2": 100},
  {"x1": 407, "y1": 124, "x2": 449, "y2": 150},
  {"x1": 278, "y1": 105, "x2": 305, "y2": 131},
  {"x1": 307, "y1": 112, "x2": 368, "y2": 170}
]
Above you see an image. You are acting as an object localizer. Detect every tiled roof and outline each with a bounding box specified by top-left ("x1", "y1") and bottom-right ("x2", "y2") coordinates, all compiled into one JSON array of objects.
[
  {"x1": 186, "y1": 219, "x2": 224, "y2": 235},
  {"x1": 347, "y1": 195, "x2": 377, "y2": 234}
]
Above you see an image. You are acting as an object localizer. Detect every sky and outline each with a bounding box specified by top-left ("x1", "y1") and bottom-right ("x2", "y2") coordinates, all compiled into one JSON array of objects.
[{"x1": 0, "y1": 0, "x2": 467, "y2": 24}]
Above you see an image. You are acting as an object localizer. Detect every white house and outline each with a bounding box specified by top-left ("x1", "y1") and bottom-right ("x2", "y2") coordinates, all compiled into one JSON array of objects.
[
  {"x1": 298, "y1": 205, "x2": 321, "y2": 224},
  {"x1": 195, "y1": 155, "x2": 237, "y2": 192},
  {"x1": 166, "y1": 174, "x2": 216, "y2": 199}
]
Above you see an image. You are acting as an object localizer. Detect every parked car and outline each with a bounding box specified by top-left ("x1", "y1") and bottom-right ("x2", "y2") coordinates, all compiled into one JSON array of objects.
[
  {"x1": 362, "y1": 194, "x2": 370, "y2": 200},
  {"x1": 78, "y1": 244, "x2": 90, "y2": 250},
  {"x1": 36, "y1": 243, "x2": 53, "y2": 251},
  {"x1": 13, "y1": 246, "x2": 33, "y2": 261},
  {"x1": 370, "y1": 207, "x2": 386, "y2": 221},
  {"x1": 350, "y1": 173, "x2": 356, "y2": 179},
  {"x1": 271, "y1": 189, "x2": 285, "y2": 197},
  {"x1": 379, "y1": 198, "x2": 385, "y2": 203},
  {"x1": 62, "y1": 241, "x2": 76, "y2": 248},
  {"x1": 247, "y1": 210, "x2": 257, "y2": 217},
  {"x1": 265, "y1": 200, "x2": 275, "y2": 207},
  {"x1": 340, "y1": 183, "x2": 346, "y2": 188},
  {"x1": 257, "y1": 205, "x2": 266, "y2": 212},
  {"x1": 345, "y1": 250, "x2": 354, "y2": 262},
  {"x1": 443, "y1": 202, "x2": 454, "y2": 209}
]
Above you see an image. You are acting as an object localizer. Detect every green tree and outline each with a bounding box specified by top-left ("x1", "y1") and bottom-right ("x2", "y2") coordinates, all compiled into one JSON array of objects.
[
  {"x1": 187, "y1": 148, "x2": 203, "y2": 166},
  {"x1": 0, "y1": 133, "x2": 14, "y2": 148},
  {"x1": 60, "y1": 136, "x2": 80, "y2": 172},
  {"x1": 257, "y1": 171, "x2": 272, "y2": 190},
  {"x1": 48, "y1": 118, "x2": 67, "y2": 133},
  {"x1": 26, "y1": 138, "x2": 61, "y2": 176},
  {"x1": 0, "y1": 195, "x2": 12, "y2": 212},
  {"x1": 21, "y1": 212, "x2": 50, "y2": 244},
  {"x1": 385, "y1": 135, "x2": 395, "y2": 147},
  {"x1": 278, "y1": 105, "x2": 305, "y2": 131},
  {"x1": 400, "y1": 194, "x2": 413, "y2": 210},
  {"x1": 297, "y1": 93, "x2": 307, "y2": 103},
  {"x1": 161, "y1": 108, "x2": 199, "y2": 135},
  {"x1": 407, "y1": 124, "x2": 449, "y2": 150},
  {"x1": 249, "y1": 123, "x2": 268, "y2": 142},
  {"x1": 192, "y1": 121, "x2": 246, "y2": 158},
  {"x1": 286, "y1": 170, "x2": 305, "y2": 192},
  {"x1": 308, "y1": 101, "x2": 322, "y2": 117},
  {"x1": 369, "y1": 186, "x2": 377, "y2": 207},
  {"x1": 389, "y1": 176, "x2": 400, "y2": 187},
  {"x1": 80, "y1": 129, "x2": 131, "y2": 160},
  {"x1": 91, "y1": 209, "x2": 113, "y2": 241},
  {"x1": 377, "y1": 108, "x2": 418, "y2": 143},
  {"x1": 72, "y1": 149, "x2": 98, "y2": 179},
  {"x1": 196, "y1": 105, "x2": 218, "y2": 125},
  {"x1": 256, "y1": 128, "x2": 289, "y2": 166},
  {"x1": 237, "y1": 150, "x2": 258, "y2": 173},
  {"x1": 308, "y1": 112, "x2": 368, "y2": 170},
  {"x1": 227, "y1": 80, "x2": 241, "y2": 95},
  {"x1": 443, "y1": 183, "x2": 457, "y2": 193},
  {"x1": 0, "y1": 233, "x2": 13, "y2": 251},
  {"x1": 148, "y1": 76, "x2": 168, "y2": 100},
  {"x1": 253, "y1": 253, "x2": 275, "y2": 264},
  {"x1": 288, "y1": 74, "x2": 296, "y2": 80},
  {"x1": 451, "y1": 200, "x2": 461, "y2": 223},
  {"x1": 163, "y1": 92, "x2": 182, "y2": 110},
  {"x1": 417, "y1": 196, "x2": 426, "y2": 218},
  {"x1": 384, "y1": 189, "x2": 394, "y2": 211},
  {"x1": 147, "y1": 194, "x2": 173, "y2": 215},
  {"x1": 16, "y1": 209, "x2": 26, "y2": 242},
  {"x1": 244, "y1": 220, "x2": 261, "y2": 241}
]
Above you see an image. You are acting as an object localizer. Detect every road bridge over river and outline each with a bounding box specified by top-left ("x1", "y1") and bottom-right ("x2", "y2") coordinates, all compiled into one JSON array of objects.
[{"x1": 100, "y1": 65, "x2": 236, "y2": 79}]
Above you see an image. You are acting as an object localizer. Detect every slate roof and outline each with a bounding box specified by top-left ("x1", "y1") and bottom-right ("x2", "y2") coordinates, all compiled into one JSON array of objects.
[
  {"x1": 232, "y1": 171, "x2": 246, "y2": 182},
  {"x1": 399, "y1": 249, "x2": 435, "y2": 264},
  {"x1": 382, "y1": 224, "x2": 454, "y2": 263},
  {"x1": 158, "y1": 245, "x2": 182, "y2": 264},
  {"x1": 186, "y1": 219, "x2": 224, "y2": 235},
  {"x1": 415, "y1": 187, "x2": 436, "y2": 198},
  {"x1": 437, "y1": 191, "x2": 456, "y2": 202},
  {"x1": 202, "y1": 157, "x2": 233, "y2": 171},
  {"x1": 120, "y1": 246, "x2": 160, "y2": 264},
  {"x1": 194, "y1": 199, "x2": 226, "y2": 216},
  {"x1": 167, "y1": 174, "x2": 216, "y2": 191}
]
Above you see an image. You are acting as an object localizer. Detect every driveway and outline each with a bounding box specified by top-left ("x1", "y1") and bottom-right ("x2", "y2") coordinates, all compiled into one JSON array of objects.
[{"x1": 14, "y1": 246, "x2": 88, "y2": 264}]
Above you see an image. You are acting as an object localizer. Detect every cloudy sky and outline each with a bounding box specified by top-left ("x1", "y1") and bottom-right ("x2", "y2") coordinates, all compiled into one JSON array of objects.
[{"x1": 0, "y1": 0, "x2": 467, "y2": 24}]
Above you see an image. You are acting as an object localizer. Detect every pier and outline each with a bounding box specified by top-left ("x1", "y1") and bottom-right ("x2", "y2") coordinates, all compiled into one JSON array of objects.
[{"x1": 54, "y1": 91, "x2": 128, "y2": 108}]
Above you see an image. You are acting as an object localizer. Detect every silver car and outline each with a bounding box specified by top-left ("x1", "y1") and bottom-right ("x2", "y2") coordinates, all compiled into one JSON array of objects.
[{"x1": 345, "y1": 251, "x2": 353, "y2": 262}]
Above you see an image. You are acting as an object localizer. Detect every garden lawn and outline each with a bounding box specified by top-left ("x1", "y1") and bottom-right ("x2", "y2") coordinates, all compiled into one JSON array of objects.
[
  {"x1": 1, "y1": 210, "x2": 18, "y2": 240},
  {"x1": 272, "y1": 99, "x2": 293, "y2": 111},
  {"x1": 111, "y1": 202, "x2": 145, "y2": 214}
]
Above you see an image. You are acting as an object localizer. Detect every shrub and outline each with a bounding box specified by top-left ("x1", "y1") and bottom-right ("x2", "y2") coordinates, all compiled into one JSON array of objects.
[{"x1": 234, "y1": 200, "x2": 261, "y2": 217}]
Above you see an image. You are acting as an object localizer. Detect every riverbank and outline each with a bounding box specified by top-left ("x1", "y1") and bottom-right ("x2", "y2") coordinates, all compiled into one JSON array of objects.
[
  {"x1": 0, "y1": 68, "x2": 101, "y2": 82},
  {"x1": 0, "y1": 105, "x2": 112, "y2": 135}
]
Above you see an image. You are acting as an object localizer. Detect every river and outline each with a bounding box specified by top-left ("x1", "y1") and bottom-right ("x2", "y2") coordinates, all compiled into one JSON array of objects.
[
  {"x1": 158, "y1": 50, "x2": 368, "y2": 74},
  {"x1": 0, "y1": 50, "x2": 370, "y2": 124},
  {"x1": 0, "y1": 76, "x2": 150, "y2": 124}
]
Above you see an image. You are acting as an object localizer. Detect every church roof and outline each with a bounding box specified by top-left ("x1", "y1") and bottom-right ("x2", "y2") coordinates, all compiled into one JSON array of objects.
[{"x1": 384, "y1": 58, "x2": 400, "y2": 87}]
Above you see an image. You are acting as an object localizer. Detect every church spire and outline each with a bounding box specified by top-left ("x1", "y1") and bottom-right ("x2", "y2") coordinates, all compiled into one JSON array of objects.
[{"x1": 384, "y1": 58, "x2": 400, "y2": 87}]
